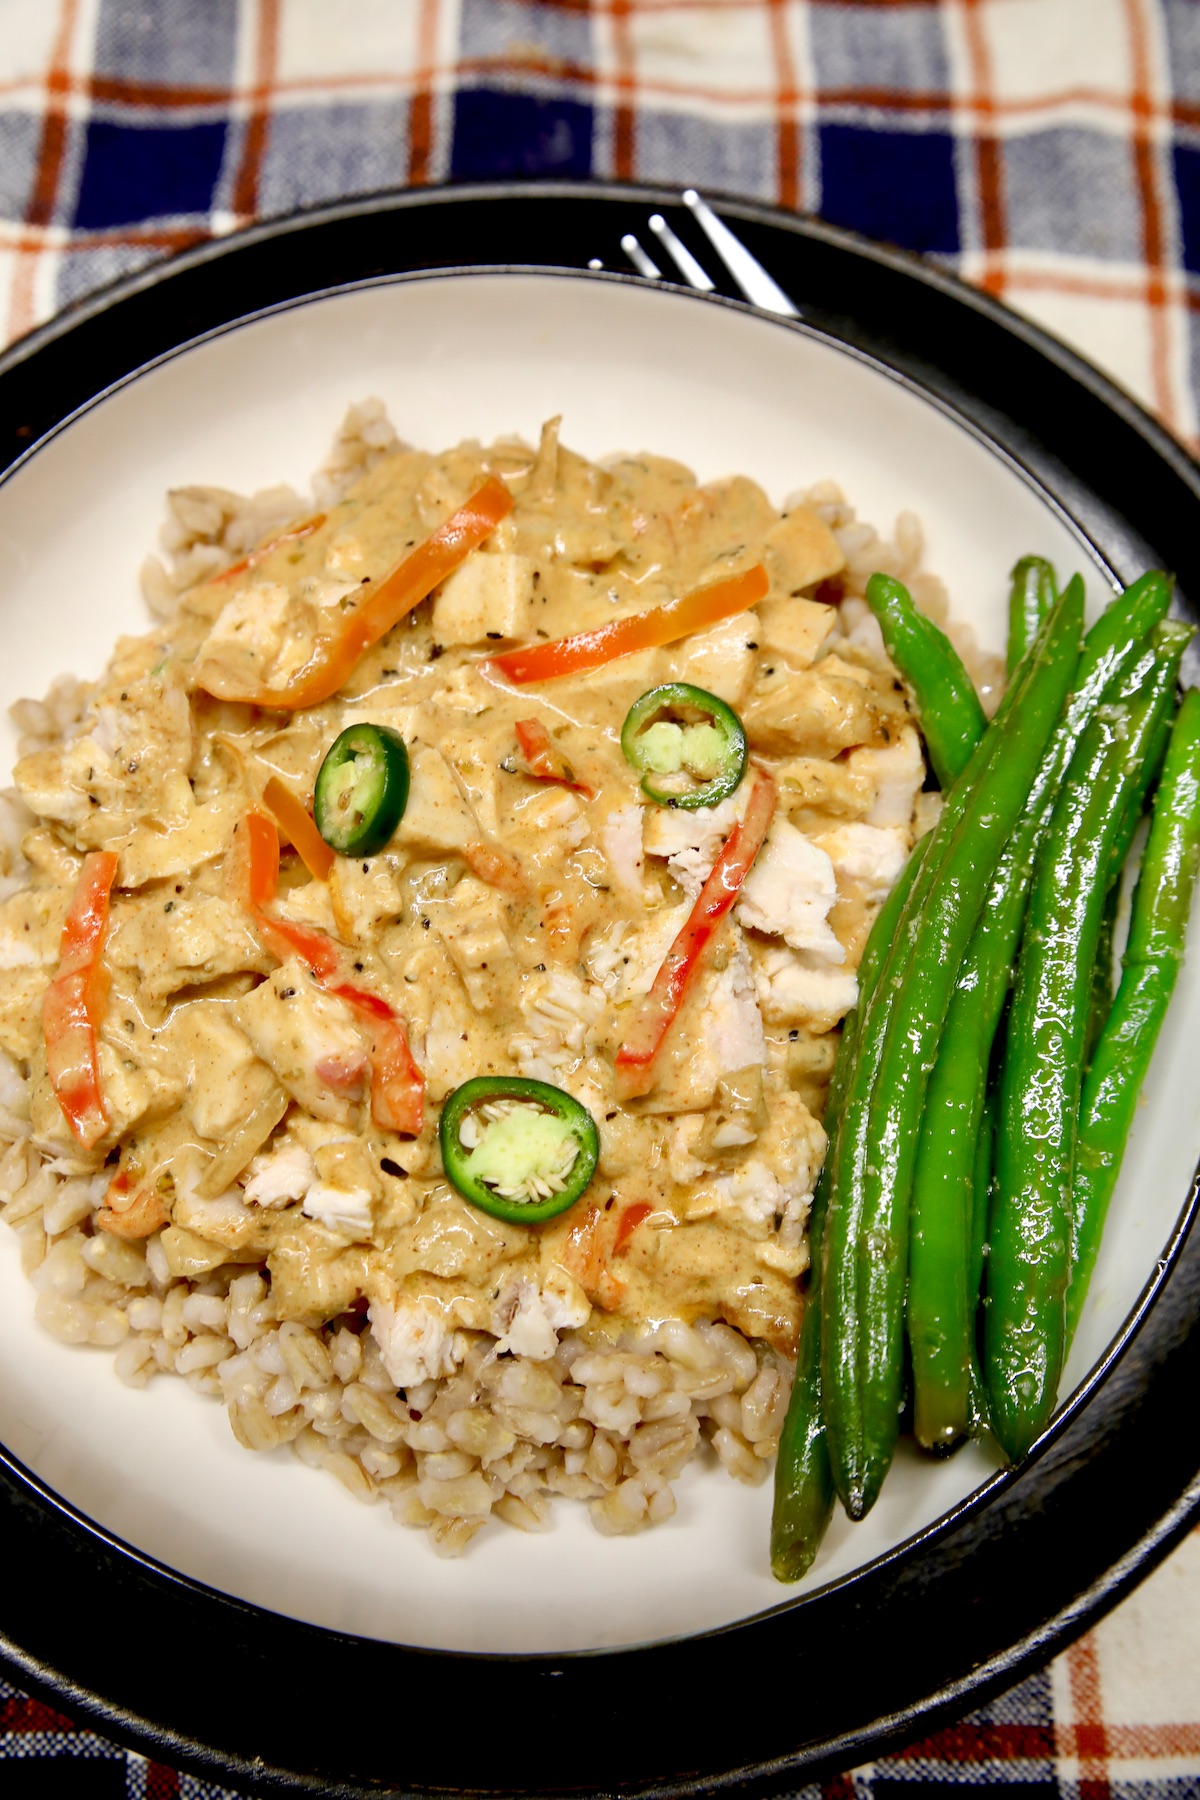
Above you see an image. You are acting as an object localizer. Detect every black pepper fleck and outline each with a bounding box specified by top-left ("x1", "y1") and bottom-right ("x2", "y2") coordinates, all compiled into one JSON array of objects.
[{"x1": 380, "y1": 1157, "x2": 408, "y2": 1179}]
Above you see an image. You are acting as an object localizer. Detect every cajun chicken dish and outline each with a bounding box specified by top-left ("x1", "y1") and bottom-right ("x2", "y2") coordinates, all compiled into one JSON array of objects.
[{"x1": 0, "y1": 407, "x2": 974, "y2": 1552}]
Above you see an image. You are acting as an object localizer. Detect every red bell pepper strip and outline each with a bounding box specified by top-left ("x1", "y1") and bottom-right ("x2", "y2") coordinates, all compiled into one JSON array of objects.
[
  {"x1": 242, "y1": 814, "x2": 424, "y2": 1134},
  {"x1": 211, "y1": 513, "x2": 327, "y2": 585},
  {"x1": 263, "y1": 775, "x2": 335, "y2": 882},
  {"x1": 514, "y1": 718, "x2": 594, "y2": 797},
  {"x1": 482, "y1": 563, "x2": 768, "y2": 687},
  {"x1": 612, "y1": 1200, "x2": 653, "y2": 1257},
  {"x1": 43, "y1": 850, "x2": 119, "y2": 1149},
  {"x1": 198, "y1": 476, "x2": 514, "y2": 711},
  {"x1": 614, "y1": 766, "x2": 776, "y2": 1100}
]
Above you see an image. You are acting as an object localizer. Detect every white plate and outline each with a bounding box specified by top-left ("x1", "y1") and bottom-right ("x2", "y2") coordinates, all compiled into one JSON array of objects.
[{"x1": 0, "y1": 270, "x2": 1194, "y2": 1656}]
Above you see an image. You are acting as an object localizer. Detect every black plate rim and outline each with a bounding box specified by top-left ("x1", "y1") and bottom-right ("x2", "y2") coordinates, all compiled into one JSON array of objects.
[{"x1": 1, "y1": 180, "x2": 1200, "y2": 1796}]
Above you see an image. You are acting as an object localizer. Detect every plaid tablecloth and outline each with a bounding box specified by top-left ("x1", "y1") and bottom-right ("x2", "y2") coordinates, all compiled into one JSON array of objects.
[{"x1": 2, "y1": 1, "x2": 1200, "y2": 1794}]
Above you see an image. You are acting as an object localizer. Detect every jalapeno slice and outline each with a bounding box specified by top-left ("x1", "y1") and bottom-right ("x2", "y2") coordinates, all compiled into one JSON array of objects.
[
  {"x1": 314, "y1": 724, "x2": 410, "y2": 856},
  {"x1": 621, "y1": 682, "x2": 747, "y2": 808},
  {"x1": 438, "y1": 1076, "x2": 600, "y2": 1225}
]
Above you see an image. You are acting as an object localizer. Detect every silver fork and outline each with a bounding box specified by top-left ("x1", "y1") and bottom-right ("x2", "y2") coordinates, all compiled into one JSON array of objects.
[{"x1": 591, "y1": 190, "x2": 799, "y2": 318}]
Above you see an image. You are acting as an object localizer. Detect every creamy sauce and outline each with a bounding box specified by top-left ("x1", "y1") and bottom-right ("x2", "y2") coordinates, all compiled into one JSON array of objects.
[{"x1": 1, "y1": 419, "x2": 924, "y2": 1367}]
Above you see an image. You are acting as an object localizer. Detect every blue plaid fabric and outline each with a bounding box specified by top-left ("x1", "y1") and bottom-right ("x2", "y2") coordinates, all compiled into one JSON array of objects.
[{"x1": 0, "y1": 0, "x2": 1198, "y2": 447}]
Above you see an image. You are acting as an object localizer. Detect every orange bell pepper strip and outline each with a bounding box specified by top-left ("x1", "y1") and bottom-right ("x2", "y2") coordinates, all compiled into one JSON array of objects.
[
  {"x1": 43, "y1": 850, "x2": 119, "y2": 1149},
  {"x1": 482, "y1": 563, "x2": 768, "y2": 687},
  {"x1": 614, "y1": 766, "x2": 776, "y2": 1100},
  {"x1": 211, "y1": 513, "x2": 327, "y2": 585},
  {"x1": 463, "y1": 840, "x2": 527, "y2": 898},
  {"x1": 96, "y1": 1168, "x2": 170, "y2": 1240},
  {"x1": 242, "y1": 814, "x2": 424, "y2": 1135},
  {"x1": 197, "y1": 476, "x2": 514, "y2": 711},
  {"x1": 263, "y1": 775, "x2": 335, "y2": 882},
  {"x1": 513, "y1": 718, "x2": 594, "y2": 798}
]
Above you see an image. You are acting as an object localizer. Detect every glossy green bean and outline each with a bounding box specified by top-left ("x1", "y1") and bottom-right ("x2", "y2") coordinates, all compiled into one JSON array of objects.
[
  {"x1": 822, "y1": 583, "x2": 1083, "y2": 1520},
  {"x1": 1081, "y1": 625, "x2": 1187, "y2": 1064},
  {"x1": 1067, "y1": 686, "x2": 1200, "y2": 1344},
  {"x1": 1007, "y1": 556, "x2": 1057, "y2": 675},
  {"x1": 903, "y1": 576, "x2": 1175, "y2": 1452},
  {"x1": 770, "y1": 839, "x2": 928, "y2": 1581},
  {"x1": 864, "y1": 573, "x2": 987, "y2": 788},
  {"x1": 986, "y1": 653, "x2": 1178, "y2": 1460},
  {"x1": 967, "y1": 1080, "x2": 996, "y2": 1432}
]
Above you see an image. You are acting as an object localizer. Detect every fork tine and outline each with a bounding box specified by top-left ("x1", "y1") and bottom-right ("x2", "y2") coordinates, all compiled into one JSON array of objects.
[
  {"x1": 648, "y1": 215, "x2": 715, "y2": 292},
  {"x1": 620, "y1": 233, "x2": 663, "y2": 280},
  {"x1": 682, "y1": 190, "x2": 800, "y2": 317}
]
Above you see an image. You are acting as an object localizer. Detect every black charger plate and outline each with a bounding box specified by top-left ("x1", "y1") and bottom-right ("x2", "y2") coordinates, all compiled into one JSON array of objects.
[{"x1": 1, "y1": 182, "x2": 1199, "y2": 1798}]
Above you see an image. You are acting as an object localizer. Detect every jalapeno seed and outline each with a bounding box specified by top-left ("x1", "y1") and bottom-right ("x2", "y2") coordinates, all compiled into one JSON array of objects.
[
  {"x1": 439, "y1": 1076, "x2": 600, "y2": 1224},
  {"x1": 621, "y1": 681, "x2": 746, "y2": 808}
]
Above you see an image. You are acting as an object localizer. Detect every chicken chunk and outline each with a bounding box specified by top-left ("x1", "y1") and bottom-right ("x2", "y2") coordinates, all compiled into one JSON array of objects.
[
  {"x1": 736, "y1": 818, "x2": 843, "y2": 960},
  {"x1": 636, "y1": 935, "x2": 766, "y2": 1113},
  {"x1": 752, "y1": 945, "x2": 858, "y2": 1033},
  {"x1": 763, "y1": 504, "x2": 846, "y2": 596},
  {"x1": 811, "y1": 821, "x2": 910, "y2": 905},
  {"x1": 108, "y1": 891, "x2": 268, "y2": 1000},
  {"x1": 394, "y1": 745, "x2": 479, "y2": 856},
  {"x1": 431, "y1": 550, "x2": 538, "y2": 645},
  {"x1": 846, "y1": 725, "x2": 924, "y2": 829},
  {"x1": 233, "y1": 961, "x2": 368, "y2": 1124}
]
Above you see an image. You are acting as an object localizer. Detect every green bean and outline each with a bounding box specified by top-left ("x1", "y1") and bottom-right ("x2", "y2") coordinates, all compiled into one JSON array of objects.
[
  {"x1": 903, "y1": 575, "x2": 1175, "y2": 1452},
  {"x1": 1067, "y1": 687, "x2": 1200, "y2": 1344},
  {"x1": 1084, "y1": 883, "x2": 1119, "y2": 1071},
  {"x1": 864, "y1": 573, "x2": 986, "y2": 788},
  {"x1": 822, "y1": 583, "x2": 1083, "y2": 1520},
  {"x1": 1081, "y1": 623, "x2": 1189, "y2": 1064},
  {"x1": 770, "y1": 838, "x2": 929, "y2": 1581},
  {"x1": 967, "y1": 1081, "x2": 996, "y2": 1432},
  {"x1": 1007, "y1": 556, "x2": 1057, "y2": 675},
  {"x1": 986, "y1": 651, "x2": 1179, "y2": 1460}
]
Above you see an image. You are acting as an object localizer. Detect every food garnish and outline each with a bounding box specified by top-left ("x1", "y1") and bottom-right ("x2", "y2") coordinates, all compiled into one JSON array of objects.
[
  {"x1": 196, "y1": 475, "x2": 513, "y2": 709},
  {"x1": 262, "y1": 774, "x2": 335, "y2": 881},
  {"x1": 614, "y1": 765, "x2": 776, "y2": 1100},
  {"x1": 42, "y1": 850, "x2": 119, "y2": 1150},
  {"x1": 242, "y1": 812, "x2": 424, "y2": 1136},
  {"x1": 439, "y1": 1076, "x2": 600, "y2": 1224},
  {"x1": 512, "y1": 718, "x2": 593, "y2": 797},
  {"x1": 211, "y1": 512, "x2": 327, "y2": 586},
  {"x1": 314, "y1": 723, "x2": 411, "y2": 857},
  {"x1": 481, "y1": 563, "x2": 769, "y2": 685},
  {"x1": 620, "y1": 682, "x2": 747, "y2": 809}
]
